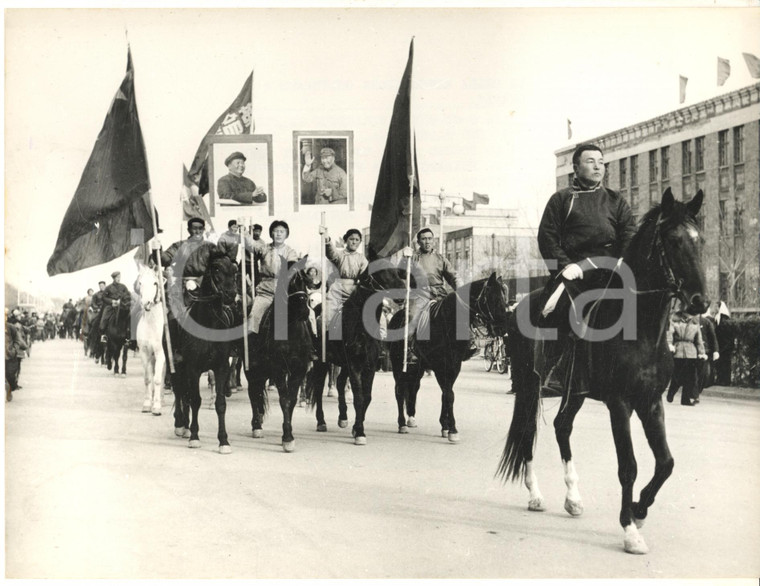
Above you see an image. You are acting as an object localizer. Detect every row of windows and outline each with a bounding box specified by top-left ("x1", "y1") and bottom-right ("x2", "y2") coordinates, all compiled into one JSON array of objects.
[{"x1": 613, "y1": 124, "x2": 745, "y2": 189}]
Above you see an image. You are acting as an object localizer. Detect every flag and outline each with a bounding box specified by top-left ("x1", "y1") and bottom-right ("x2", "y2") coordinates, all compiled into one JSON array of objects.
[
  {"x1": 188, "y1": 71, "x2": 254, "y2": 193},
  {"x1": 717, "y1": 57, "x2": 731, "y2": 86},
  {"x1": 567, "y1": 119, "x2": 572, "y2": 140},
  {"x1": 679, "y1": 75, "x2": 688, "y2": 104},
  {"x1": 47, "y1": 48, "x2": 155, "y2": 276},
  {"x1": 742, "y1": 52, "x2": 760, "y2": 78},
  {"x1": 368, "y1": 39, "x2": 420, "y2": 260},
  {"x1": 181, "y1": 164, "x2": 214, "y2": 229},
  {"x1": 462, "y1": 192, "x2": 490, "y2": 211}
]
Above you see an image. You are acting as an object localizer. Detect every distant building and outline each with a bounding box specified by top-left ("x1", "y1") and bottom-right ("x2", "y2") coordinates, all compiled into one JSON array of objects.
[{"x1": 555, "y1": 83, "x2": 760, "y2": 308}]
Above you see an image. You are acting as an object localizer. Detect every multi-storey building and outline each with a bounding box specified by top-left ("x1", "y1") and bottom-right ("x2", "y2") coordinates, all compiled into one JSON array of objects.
[{"x1": 555, "y1": 83, "x2": 760, "y2": 307}]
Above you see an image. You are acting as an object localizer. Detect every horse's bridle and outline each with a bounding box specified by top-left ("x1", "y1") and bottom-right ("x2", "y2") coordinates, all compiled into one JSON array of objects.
[
  {"x1": 641, "y1": 214, "x2": 685, "y2": 299},
  {"x1": 142, "y1": 280, "x2": 161, "y2": 312}
]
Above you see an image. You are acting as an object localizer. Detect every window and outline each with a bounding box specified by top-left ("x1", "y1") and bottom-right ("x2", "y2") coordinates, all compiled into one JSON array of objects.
[
  {"x1": 682, "y1": 140, "x2": 692, "y2": 175},
  {"x1": 619, "y1": 159, "x2": 627, "y2": 190},
  {"x1": 733, "y1": 125, "x2": 744, "y2": 163},
  {"x1": 661, "y1": 146, "x2": 670, "y2": 179},
  {"x1": 603, "y1": 163, "x2": 610, "y2": 188},
  {"x1": 734, "y1": 200, "x2": 744, "y2": 235},
  {"x1": 649, "y1": 150, "x2": 658, "y2": 183},
  {"x1": 719, "y1": 200, "x2": 729, "y2": 237},
  {"x1": 567, "y1": 172, "x2": 574, "y2": 188},
  {"x1": 630, "y1": 155, "x2": 638, "y2": 186},
  {"x1": 695, "y1": 136, "x2": 705, "y2": 172},
  {"x1": 718, "y1": 130, "x2": 728, "y2": 167}
]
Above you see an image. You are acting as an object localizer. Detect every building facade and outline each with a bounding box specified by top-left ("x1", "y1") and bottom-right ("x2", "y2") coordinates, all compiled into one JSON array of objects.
[{"x1": 555, "y1": 83, "x2": 760, "y2": 308}]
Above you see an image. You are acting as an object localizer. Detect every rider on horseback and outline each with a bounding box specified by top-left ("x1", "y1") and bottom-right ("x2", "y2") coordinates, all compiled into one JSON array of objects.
[
  {"x1": 537, "y1": 143, "x2": 637, "y2": 394},
  {"x1": 99, "y1": 272, "x2": 132, "y2": 343},
  {"x1": 393, "y1": 227, "x2": 479, "y2": 365}
]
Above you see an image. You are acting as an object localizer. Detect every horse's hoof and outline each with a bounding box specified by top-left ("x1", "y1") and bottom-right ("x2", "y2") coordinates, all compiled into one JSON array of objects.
[
  {"x1": 338, "y1": 418, "x2": 348, "y2": 429},
  {"x1": 282, "y1": 440, "x2": 295, "y2": 453},
  {"x1": 121, "y1": 373, "x2": 127, "y2": 378},
  {"x1": 252, "y1": 429, "x2": 264, "y2": 439},
  {"x1": 564, "y1": 498, "x2": 584, "y2": 517},
  {"x1": 399, "y1": 425, "x2": 409, "y2": 434},
  {"x1": 327, "y1": 387, "x2": 336, "y2": 397},
  {"x1": 182, "y1": 428, "x2": 191, "y2": 438},
  {"x1": 441, "y1": 429, "x2": 448, "y2": 438},
  {"x1": 151, "y1": 408, "x2": 161, "y2": 416},
  {"x1": 528, "y1": 498, "x2": 545, "y2": 512},
  {"x1": 174, "y1": 427, "x2": 184, "y2": 437},
  {"x1": 624, "y1": 528, "x2": 649, "y2": 555},
  {"x1": 188, "y1": 439, "x2": 201, "y2": 449},
  {"x1": 142, "y1": 402, "x2": 152, "y2": 413},
  {"x1": 219, "y1": 445, "x2": 232, "y2": 455},
  {"x1": 634, "y1": 517, "x2": 646, "y2": 529},
  {"x1": 447, "y1": 432, "x2": 460, "y2": 443},
  {"x1": 354, "y1": 435, "x2": 367, "y2": 446},
  {"x1": 316, "y1": 423, "x2": 327, "y2": 432},
  {"x1": 406, "y1": 416, "x2": 417, "y2": 428}
]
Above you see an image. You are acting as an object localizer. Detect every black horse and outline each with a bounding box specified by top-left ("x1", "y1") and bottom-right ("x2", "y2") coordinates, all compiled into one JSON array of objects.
[
  {"x1": 245, "y1": 263, "x2": 313, "y2": 452},
  {"x1": 104, "y1": 304, "x2": 131, "y2": 376},
  {"x1": 164, "y1": 247, "x2": 240, "y2": 453},
  {"x1": 389, "y1": 272, "x2": 510, "y2": 442},
  {"x1": 497, "y1": 188, "x2": 707, "y2": 555},
  {"x1": 307, "y1": 265, "x2": 406, "y2": 444}
]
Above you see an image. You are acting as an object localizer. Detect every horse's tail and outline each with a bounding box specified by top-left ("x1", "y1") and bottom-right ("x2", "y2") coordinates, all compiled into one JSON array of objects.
[
  {"x1": 306, "y1": 360, "x2": 328, "y2": 407},
  {"x1": 496, "y1": 310, "x2": 541, "y2": 483}
]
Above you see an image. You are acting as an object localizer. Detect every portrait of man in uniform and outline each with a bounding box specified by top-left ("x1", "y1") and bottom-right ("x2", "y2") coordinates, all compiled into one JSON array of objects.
[{"x1": 293, "y1": 131, "x2": 354, "y2": 211}]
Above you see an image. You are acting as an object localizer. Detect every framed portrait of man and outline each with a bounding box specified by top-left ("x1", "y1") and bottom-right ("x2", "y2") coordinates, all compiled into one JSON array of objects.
[
  {"x1": 208, "y1": 135, "x2": 274, "y2": 225},
  {"x1": 293, "y1": 131, "x2": 354, "y2": 211}
]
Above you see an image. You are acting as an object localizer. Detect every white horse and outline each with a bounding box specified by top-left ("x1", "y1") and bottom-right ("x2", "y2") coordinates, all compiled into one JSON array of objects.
[{"x1": 135, "y1": 264, "x2": 166, "y2": 416}]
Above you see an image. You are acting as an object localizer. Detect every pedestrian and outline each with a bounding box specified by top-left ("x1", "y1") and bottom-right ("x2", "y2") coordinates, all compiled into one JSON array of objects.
[
  {"x1": 666, "y1": 308, "x2": 707, "y2": 406},
  {"x1": 6, "y1": 309, "x2": 29, "y2": 401},
  {"x1": 713, "y1": 300, "x2": 733, "y2": 386},
  {"x1": 695, "y1": 310, "x2": 720, "y2": 403}
]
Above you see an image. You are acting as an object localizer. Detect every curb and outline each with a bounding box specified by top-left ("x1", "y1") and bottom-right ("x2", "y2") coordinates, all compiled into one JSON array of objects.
[{"x1": 700, "y1": 385, "x2": 760, "y2": 402}]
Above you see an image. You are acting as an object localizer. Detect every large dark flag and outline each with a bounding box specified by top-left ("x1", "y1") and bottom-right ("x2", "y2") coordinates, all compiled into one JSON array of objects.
[
  {"x1": 188, "y1": 71, "x2": 253, "y2": 194},
  {"x1": 368, "y1": 39, "x2": 420, "y2": 260},
  {"x1": 47, "y1": 48, "x2": 154, "y2": 276}
]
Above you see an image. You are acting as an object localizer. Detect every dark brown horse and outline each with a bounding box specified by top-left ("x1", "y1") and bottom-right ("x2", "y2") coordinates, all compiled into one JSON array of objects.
[{"x1": 497, "y1": 188, "x2": 707, "y2": 554}]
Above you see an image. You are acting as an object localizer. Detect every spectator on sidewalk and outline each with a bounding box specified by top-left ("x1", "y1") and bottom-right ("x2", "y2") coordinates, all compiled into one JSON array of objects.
[
  {"x1": 6, "y1": 309, "x2": 29, "y2": 401},
  {"x1": 713, "y1": 300, "x2": 733, "y2": 386},
  {"x1": 695, "y1": 310, "x2": 720, "y2": 403},
  {"x1": 666, "y1": 308, "x2": 707, "y2": 406}
]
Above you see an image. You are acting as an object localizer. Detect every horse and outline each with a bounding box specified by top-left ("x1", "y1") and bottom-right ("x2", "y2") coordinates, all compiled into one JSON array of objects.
[
  {"x1": 307, "y1": 265, "x2": 407, "y2": 445},
  {"x1": 245, "y1": 263, "x2": 313, "y2": 452},
  {"x1": 103, "y1": 302, "x2": 131, "y2": 376},
  {"x1": 496, "y1": 188, "x2": 708, "y2": 555},
  {"x1": 164, "y1": 247, "x2": 240, "y2": 453},
  {"x1": 135, "y1": 264, "x2": 166, "y2": 416},
  {"x1": 388, "y1": 272, "x2": 510, "y2": 442}
]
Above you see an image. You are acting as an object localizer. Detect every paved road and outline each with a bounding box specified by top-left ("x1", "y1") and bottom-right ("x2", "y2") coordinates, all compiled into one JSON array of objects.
[{"x1": 5, "y1": 338, "x2": 760, "y2": 579}]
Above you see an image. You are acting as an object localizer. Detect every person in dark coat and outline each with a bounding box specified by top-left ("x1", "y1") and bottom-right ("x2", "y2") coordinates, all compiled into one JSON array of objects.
[
  {"x1": 217, "y1": 151, "x2": 267, "y2": 205},
  {"x1": 536, "y1": 143, "x2": 637, "y2": 393},
  {"x1": 99, "y1": 271, "x2": 133, "y2": 341},
  {"x1": 713, "y1": 301, "x2": 733, "y2": 386},
  {"x1": 695, "y1": 312, "x2": 719, "y2": 402}
]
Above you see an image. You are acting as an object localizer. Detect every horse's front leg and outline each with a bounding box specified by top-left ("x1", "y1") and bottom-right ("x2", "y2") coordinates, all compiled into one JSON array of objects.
[
  {"x1": 140, "y1": 350, "x2": 153, "y2": 413},
  {"x1": 121, "y1": 344, "x2": 128, "y2": 376},
  {"x1": 348, "y1": 365, "x2": 368, "y2": 445},
  {"x1": 214, "y1": 361, "x2": 231, "y2": 454},
  {"x1": 554, "y1": 394, "x2": 586, "y2": 516},
  {"x1": 275, "y1": 371, "x2": 296, "y2": 452},
  {"x1": 394, "y1": 369, "x2": 409, "y2": 433},
  {"x1": 631, "y1": 395, "x2": 674, "y2": 527},
  {"x1": 608, "y1": 398, "x2": 648, "y2": 554},
  {"x1": 187, "y1": 370, "x2": 202, "y2": 449},
  {"x1": 433, "y1": 361, "x2": 461, "y2": 443},
  {"x1": 152, "y1": 350, "x2": 165, "y2": 415},
  {"x1": 308, "y1": 361, "x2": 329, "y2": 431}
]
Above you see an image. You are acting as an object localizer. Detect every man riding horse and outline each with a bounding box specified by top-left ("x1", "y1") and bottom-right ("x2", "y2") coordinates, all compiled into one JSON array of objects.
[
  {"x1": 536, "y1": 142, "x2": 637, "y2": 394},
  {"x1": 99, "y1": 271, "x2": 132, "y2": 343}
]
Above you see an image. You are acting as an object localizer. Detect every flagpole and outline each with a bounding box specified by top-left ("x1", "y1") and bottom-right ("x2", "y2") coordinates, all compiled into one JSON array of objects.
[
  {"x1": 239, "y1": 216, "x2": 249, "y2": 371},
  {"x1": 148, "y1": 192, "x2": 175, "y2": 374},
  {"x1": 320, "y1": 212, "x2": 327, "y2": 363},
  {"x1": 402, "y1": 38, "x2": 415, "y2": 373}
]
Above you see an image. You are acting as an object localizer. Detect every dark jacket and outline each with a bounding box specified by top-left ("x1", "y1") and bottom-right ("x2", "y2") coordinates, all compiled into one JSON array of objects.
[
  {"x1": 538, "y1": 181, "x2": 636, "y2": 276},
  {"x1": 699, "y1": 315, "x2": 719, "y2": 355}
]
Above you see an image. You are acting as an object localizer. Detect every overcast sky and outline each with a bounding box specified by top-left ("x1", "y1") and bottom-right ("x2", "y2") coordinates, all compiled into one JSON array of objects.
[{"x1": 4, "y1": 4, "x2": 760, "y2": 303}]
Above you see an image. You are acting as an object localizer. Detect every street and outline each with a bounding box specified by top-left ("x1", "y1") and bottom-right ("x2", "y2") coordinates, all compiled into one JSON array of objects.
[{"x1": 5, "y1": 338, "x2": 760, "y2": 579}]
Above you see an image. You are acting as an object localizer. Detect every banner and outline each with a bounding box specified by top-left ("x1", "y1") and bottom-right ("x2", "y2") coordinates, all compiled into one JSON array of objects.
[
  {"x1": 47, "y1": 48, "x2": 154, "y2": 276},
  {"x1": 368, "y1": 39, "x2": 420, "y2": 260},
  {"x1": 742, "y1": 52, "x2": 760, "y2": 78},
  {"x1": 717, "y1": 57, "x2": 731, "y2": 86},
  {"x1": 679, "y1": 75, "x2": 688, "y2": 104}
]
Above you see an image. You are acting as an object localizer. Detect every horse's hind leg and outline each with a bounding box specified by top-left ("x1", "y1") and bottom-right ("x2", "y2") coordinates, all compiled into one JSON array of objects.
[
  {"x1": 631, "y1": 396, "x2": 674, "y2": 527},
  {"x1": 214, "y1": 362, "x2": 231, "y2": 454},
  {"x1": 121, "y1": 345, "x2": 128, "y2": 376},
  {"x1": 553, "y1": 394, "x2": 586, "y2": 516},
  {"x1": 141, "y1": 350, "x2": 153, "y2": 413},
  {"x1": 152, "y1": 351, "x2": 165, "y2": 415},
  {"x1": 308, "y1": 361, "x2": 329, "y2": 431},
  {"x1": 607, "y1": 397, "x2": 648, "y2": 554},
  {"x1": 187, "y1": 372, "x2": 202, "y2": 449}
]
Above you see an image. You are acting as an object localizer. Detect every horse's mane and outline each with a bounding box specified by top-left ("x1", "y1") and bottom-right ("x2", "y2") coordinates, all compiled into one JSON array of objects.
[{"x1": 624, "y1": 201, "x2": 697, "y2": 265}]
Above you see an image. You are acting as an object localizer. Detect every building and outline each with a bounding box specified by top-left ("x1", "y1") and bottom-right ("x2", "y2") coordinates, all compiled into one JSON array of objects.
[{"x1": 555, "y1": 83, "x2": 760, "y2": 308}]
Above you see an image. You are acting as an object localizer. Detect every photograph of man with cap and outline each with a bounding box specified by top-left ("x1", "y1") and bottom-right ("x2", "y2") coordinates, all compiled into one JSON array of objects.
[
  {"x1": 217, "y1": 151, "x2": 267, "y2": 205},
  {"x1": 99, "y1": 270, "x2": 133, "y2": 341},
  {"x1": 302, "y1": 146, "x2": 348, "y2": 205}
]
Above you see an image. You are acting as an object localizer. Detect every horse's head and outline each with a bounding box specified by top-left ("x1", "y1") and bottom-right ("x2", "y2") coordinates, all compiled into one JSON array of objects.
[
  {"x1": 203, "y1": 248, "x2": 239, "y2": 305},
  {"x1": 284, "y1": 260, "x2": 311, "y2": 322},
  {"x1": 136, "y1": 265, "x2": 161, "y2": 312},
  {"x1": 356, "y1": 261, "x2": 407, "y2": 297},
  {"x1": 630, "y1": 187, "x2": 709, "y2": 315},
  {"x1": 470, "y1": 272, "x2": 511, "y2": 336}
]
